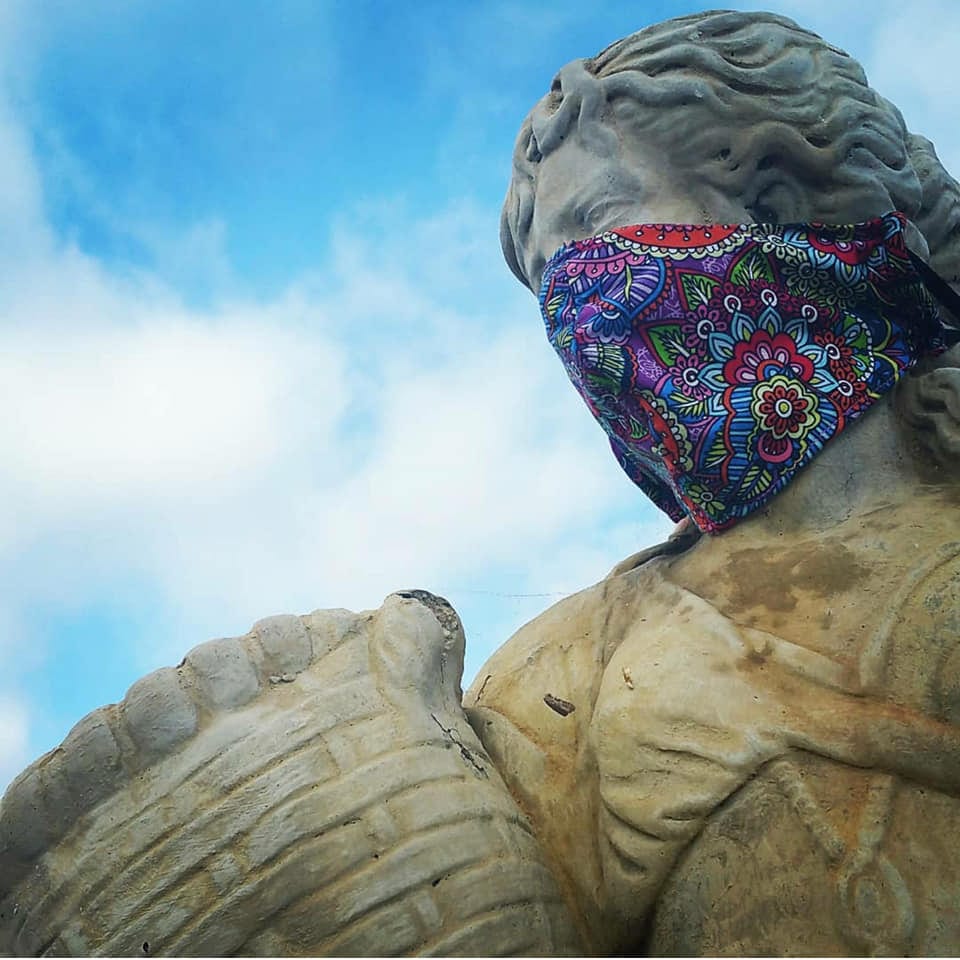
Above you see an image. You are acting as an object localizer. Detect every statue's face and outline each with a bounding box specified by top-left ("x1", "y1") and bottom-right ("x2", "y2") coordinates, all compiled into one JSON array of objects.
[{"x1": 521, "y1": 61, "x2": 748, "y2": 288}]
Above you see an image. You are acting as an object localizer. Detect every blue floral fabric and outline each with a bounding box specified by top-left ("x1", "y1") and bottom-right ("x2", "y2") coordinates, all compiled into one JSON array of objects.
[{"x1": 539, "y1": 213, "x2": 952, "y2": 532}]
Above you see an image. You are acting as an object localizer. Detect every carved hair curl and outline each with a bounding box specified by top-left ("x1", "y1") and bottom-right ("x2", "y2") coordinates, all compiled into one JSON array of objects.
[{"x1": 899, "y1": 358, "x2": 960, "y2": 474}]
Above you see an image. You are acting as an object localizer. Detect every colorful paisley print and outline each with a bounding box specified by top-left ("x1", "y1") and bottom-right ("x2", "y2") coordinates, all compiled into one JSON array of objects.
[{"x1": 539, "y1": 213, "x2": 953, "y2": 532}]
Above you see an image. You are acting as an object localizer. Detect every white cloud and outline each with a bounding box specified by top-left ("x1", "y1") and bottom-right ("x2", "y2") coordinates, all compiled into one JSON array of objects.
[
  {"x1": 0, "y1": 77, "x2": 649, "y2": 790},
  {"x1": 1, "y1": 226, "x2": 629, "y2": 621},
  {"x1": 1, "y1": 319, "x2": 344, "y2": 506}
]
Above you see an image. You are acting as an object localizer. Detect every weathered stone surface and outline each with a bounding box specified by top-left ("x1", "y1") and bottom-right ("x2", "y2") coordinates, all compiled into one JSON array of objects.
[{"x1": 0, "y1": 594, "x2": 582, "y2": 957}]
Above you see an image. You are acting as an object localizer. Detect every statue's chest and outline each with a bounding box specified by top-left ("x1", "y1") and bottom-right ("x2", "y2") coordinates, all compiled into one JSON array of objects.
[{"x1": 667, "y1": 502, "x2": 960, "y2": 705}]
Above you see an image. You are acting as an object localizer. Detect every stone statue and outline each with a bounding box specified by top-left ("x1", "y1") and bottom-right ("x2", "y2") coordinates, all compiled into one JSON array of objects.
[
  {"x1": 479, "y1": 7, "x2": 960, "y2": 955},
  {"x1": 3, "y1": 9, "x2": 960, "y2": 958}
]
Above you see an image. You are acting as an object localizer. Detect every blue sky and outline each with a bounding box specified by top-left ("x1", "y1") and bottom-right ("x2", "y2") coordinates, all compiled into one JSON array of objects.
[{"x1": 2, "y1": 0, "x2": 959, "y2": 790}]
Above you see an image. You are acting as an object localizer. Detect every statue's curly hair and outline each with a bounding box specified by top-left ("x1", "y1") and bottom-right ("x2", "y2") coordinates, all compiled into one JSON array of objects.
[
  {"x1": 898, "y1": 359, "x2": 960, "y2": 474},
  {"x1": 501, "y1": 10, "x2": 960, "y2": 288}
]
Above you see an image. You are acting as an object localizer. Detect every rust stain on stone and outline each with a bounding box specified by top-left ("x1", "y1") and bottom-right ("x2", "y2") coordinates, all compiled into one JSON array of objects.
[{"x1": 724, "y1": 542, "x2": 870, "y2": 614}]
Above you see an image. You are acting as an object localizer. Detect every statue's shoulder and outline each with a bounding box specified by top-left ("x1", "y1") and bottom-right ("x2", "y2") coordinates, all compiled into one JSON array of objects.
[{"x1": 465, "y1": 554, "x2": 695, "y2": 723}]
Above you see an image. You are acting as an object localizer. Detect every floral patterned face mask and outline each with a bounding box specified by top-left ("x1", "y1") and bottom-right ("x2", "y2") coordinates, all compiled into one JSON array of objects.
[{"x1": 539, "y1": 212, "x2": 960, "y2": 533}]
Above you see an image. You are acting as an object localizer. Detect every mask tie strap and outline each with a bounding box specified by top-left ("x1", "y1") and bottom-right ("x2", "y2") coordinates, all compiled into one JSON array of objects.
[{"x1": 908, "y1": 251, "x2": 960, "y2": 347}]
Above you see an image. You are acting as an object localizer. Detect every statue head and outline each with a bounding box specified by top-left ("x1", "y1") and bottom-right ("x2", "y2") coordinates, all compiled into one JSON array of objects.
[
  {"x1": 501, "y1": 10, "x2": 960, "y2": 525},
  {"x1": 501, "y1": 9, "x2": 960, "y2": 292}
]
